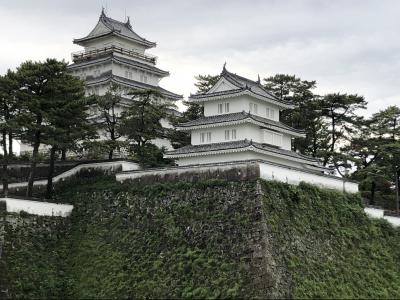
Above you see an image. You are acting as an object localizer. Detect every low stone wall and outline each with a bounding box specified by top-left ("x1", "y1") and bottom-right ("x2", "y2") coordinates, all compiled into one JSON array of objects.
[
  {"x1": 116, "y1": 161, "x2": 261, "y2": 184},
  {"x1": 0, "y1": 160, "x2": 140, "y2": 193},
  {"x1": 0, "y1": 197, "x2": 73, "y2": 217},
  {"x1": 116, "y1": 159, "x2": 359, "y2": 193}
]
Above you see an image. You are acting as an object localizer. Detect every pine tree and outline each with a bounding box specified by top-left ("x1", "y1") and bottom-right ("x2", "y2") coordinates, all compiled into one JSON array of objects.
[
  {"x1": 120, "y1": 89, "x2": 175, "y2": 165},
  {"x1": 41, "y1": 73, "x2": 94, "y2": 199},
  {"x1": 93, "y1": 84, "x2": 125, "y2": 160},
  {"x1": 0, "y1": 71, "x2": 19, "y2": 196},
  {"x1": 15, "y1": 59, "x2": 70, "y2": 197}
]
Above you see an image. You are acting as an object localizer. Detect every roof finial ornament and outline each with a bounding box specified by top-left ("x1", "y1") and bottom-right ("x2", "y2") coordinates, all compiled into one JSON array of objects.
[
  {"x1": 223, "y1": 62, "x2": 227, "y2": 70},
  {"x1": 101, "y1": 7, "x2": 106, "y2": 17},
  {"x1": 257, "y1": 74, "x2": 261, "y2": 84},
  {"x1": 126, "y1": 16, "x2": 132, "y2": 28}
]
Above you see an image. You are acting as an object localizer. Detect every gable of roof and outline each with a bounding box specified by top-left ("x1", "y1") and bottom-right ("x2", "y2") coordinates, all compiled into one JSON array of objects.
[
  {"x1": 189, "y1": 65, "x2": 294, "y2": 109},
  {"x1": 220, "y1": 66, "x2": 281, "y2": 101},
  {"x1": 74, "y1": 10, "x2": 156, "y2": 48}
]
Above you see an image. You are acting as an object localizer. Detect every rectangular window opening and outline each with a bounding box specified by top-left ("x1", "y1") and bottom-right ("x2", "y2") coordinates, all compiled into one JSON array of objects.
[
  {"x1": 218, "y1": 103, "x2": 223, "y2": 114},
  {"x1": 225, "y1": 130, "x2": 230, "y2": 140},
  {"x1": 232, "y1": 129, "x2": 237, "y2": 140},
  {"x1": 206, "y1": 132, "x2": 212, "y2": 142}
]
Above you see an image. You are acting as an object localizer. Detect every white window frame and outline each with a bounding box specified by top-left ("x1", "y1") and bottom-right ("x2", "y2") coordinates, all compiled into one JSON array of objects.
[
  {"x1": 206, "y1": 132, "x2": 212, "y2": 142},
  {"x1": 270, "y1": 109, "x2": 275, "y2": 120},
  {"x1": 249, "y1": 102, "x2": 258, "y2": 114},
  {"x1": 231, "y1": 129, "x2": 237, "y2": 140},
  {"x1": 218, "y1": 103, "x2": 223, "y2": 114},
  {"x1": 200, "y1": 132, "x2": 205, "y2": 143},
  {"x1": 224, "y1": 102, "x2": 230, "y2": 113},
  {"x1": 273, "y1": 132, "x2": 283, "y2": 147},
  {"x1": 225, "y1": 130, "x2": 230, "y2": 140}
]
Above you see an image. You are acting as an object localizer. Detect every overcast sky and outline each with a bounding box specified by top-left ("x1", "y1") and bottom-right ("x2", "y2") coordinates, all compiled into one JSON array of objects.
[{"x1": 1, "y1": 0, "x2": 399, "y2": 115}]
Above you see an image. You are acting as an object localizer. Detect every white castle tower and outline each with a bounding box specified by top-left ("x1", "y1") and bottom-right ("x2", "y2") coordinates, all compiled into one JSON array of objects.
[
  {"x1": 163, "y1": 66, "x2": 358, "y2": 192},
  {"x1": 68, "y1": 9, "x2": 181, "y2": 150},
  {"x1": 165, "y1": 65, "x2": 323, "y2": 169}
]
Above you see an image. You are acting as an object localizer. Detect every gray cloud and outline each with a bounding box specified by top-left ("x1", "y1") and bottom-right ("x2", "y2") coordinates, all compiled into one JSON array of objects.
[{"x1": 1, "y1": 0, "x2": 399, "y2": 114}]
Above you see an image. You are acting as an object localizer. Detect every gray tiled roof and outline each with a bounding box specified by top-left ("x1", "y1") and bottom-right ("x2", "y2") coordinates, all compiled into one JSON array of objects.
[
  {"x1": 190, "y1": 67, "x2": 294, "y2": 107},
  {"x1": 176, "y1": 111, "x2": 305, "y2": 136},
  {"x1": 68, "y1": 53, "x2": 169, "y2": 76},
  {"x1": 74, "y1": 10, "x2": 155, "y2": 47},
  {"x1": 166, "y1": 139, "x2": 320, "y2": 163},
  {"x1": 85, "y1": 72, "x2": 182, "y2": 100}
]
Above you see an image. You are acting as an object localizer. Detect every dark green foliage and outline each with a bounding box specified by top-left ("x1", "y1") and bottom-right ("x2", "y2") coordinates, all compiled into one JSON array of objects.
[
  {"x1": 129, "y1": 143, "x2": 174, "y2": 167},
  {"x1": 0, "y1": 214, "x2": 70, "y2": 299},
  {"x1": 92, "y1": 84, "x2": 125, "y2": 160},
  {"x1": 194, "y1": 74, "x2": 220, "y2": 94},
  {"x1": 120, "y1": 89, "x2": 176, "y2": 165},
  {"x1": 261, "y1": 181, "x2": 400, "y2": 298},
  {"x1": 263, "y1": 74, "x2": 328, "y2": 157},
  {"x1": 2, "y1": 177, "x2": 400, "y2": 298},
  {"x1": 350, "y1": 106, "x2": 400, "y2": 208}
]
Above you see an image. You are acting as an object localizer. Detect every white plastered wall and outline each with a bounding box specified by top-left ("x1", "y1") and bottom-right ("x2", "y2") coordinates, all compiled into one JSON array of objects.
[
  {"x1": 203, "y1": 95, "x2": 280, "y2": 121},
  {"x1": 259, "y1": 162, "x2": 358, "y2": 193},
  {"x1": 1, "y1": 198, "x2": 73, "y2": 217}
]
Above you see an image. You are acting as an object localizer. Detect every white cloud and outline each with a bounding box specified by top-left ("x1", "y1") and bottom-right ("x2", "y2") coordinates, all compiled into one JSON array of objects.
[{"x1": 1, "y1": 0, "x2": 399, "y2": 115}]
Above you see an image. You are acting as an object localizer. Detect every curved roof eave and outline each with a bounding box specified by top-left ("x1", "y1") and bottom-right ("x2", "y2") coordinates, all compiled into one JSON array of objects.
[{"x1": 189, "y1": 89, "x2": 294, "y2": 109}]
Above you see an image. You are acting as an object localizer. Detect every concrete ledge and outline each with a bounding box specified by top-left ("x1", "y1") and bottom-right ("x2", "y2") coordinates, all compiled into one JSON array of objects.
[{"x1": 0, "y1": 197, "x2": 73, "y2": 217}]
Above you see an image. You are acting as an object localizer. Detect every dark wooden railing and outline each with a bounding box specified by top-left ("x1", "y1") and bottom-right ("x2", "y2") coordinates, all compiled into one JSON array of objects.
[{"x1": 72, "y1": 46, "x2": 157, "y2": 64}]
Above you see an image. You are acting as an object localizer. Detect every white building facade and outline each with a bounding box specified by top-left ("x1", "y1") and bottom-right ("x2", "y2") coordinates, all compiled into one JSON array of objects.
[
  {"x1": 68, "y1": 9, "x2": 181, "y2": 151},
  {"x1": 165, "y1": 66, "x2": 358, "y2": 193}
]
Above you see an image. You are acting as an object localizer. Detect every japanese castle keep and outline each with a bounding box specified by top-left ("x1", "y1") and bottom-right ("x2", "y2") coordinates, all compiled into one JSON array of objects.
[
  {"x1": 22, "y1": 9, "x2": 358, "y2": 193},
  {"x1": 68, "y1": 9, "x2": 181, "y2": 150}
]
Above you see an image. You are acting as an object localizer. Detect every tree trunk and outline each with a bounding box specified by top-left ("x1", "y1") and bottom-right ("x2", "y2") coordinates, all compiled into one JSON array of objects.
[
  {"x1": 8, "y1": 131, "x2": 12, "y2": 158},
  {"x1": 108, "y1": 148, "x2": 113, "y2": 160},
  {"x1": 2, "y1": 129, "x2": 8, "y2": 197},
  {"x1": 45, "y1": 147, "x2": 56, "y2": 199},
  {"x1": 370, "y1": 181, "x2": 376, "y2": 206},
  {"x1": 26, "y1": 131, "x2": 40, "y2": 198},
  {"x1": 395, "y1": 170, "x2": 400, "y2": 215},
  {"x1": 61, "y1": 148, "x2": 66, "y2": 161}
]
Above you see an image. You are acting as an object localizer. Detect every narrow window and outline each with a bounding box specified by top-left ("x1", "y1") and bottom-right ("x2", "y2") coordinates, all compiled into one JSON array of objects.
[
  {"x1": 270, "y1": 109, "x2": 275, "y2": 120},
  {"x1": 125, "y1": 70, "x2": 129, "y2": 78},
  {"x1": 207, "y1": 132, "x2": 212, "y2": 142},
  {"x1": 231, "y1": 129, "x2": 237, "y2": 139},
  {"x1": 144, "y1": 75, "x2": 148, "y2": 83},
  {"x1": 218, "y1": 103, "x2": 223, "y2": 114},
  {"x1": 225, "y1": 130, "x2": 230, "y2": 140},
  {"x1": 266, "y1": 107, "x2": 270, "y2": 118},
  {"x1": 200, "y1": 133, "x2": 205, "y2": 143},
  {"x1": 254, "y1": 103, "x2": 258, "y2": 114},
  {"x1": 249, "y1": 103, "x2": 253, "y2": 113},
  {"x1": 273, "y1": 133, "x2": 282, "y2": 147},
  {"x1": 224, "y1": 102, "x2": 230, "y2": 113}
]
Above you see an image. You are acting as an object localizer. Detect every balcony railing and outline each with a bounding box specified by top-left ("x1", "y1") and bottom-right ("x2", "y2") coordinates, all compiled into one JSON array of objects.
[{"x1": 72, "y1": 46, "x2": 157, "y2": 64}]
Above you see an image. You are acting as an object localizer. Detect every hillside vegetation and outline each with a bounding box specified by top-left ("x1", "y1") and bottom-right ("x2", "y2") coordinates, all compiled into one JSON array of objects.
[{"x1": 1, "y1": 176, "x2": 400, "y2": 299}]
